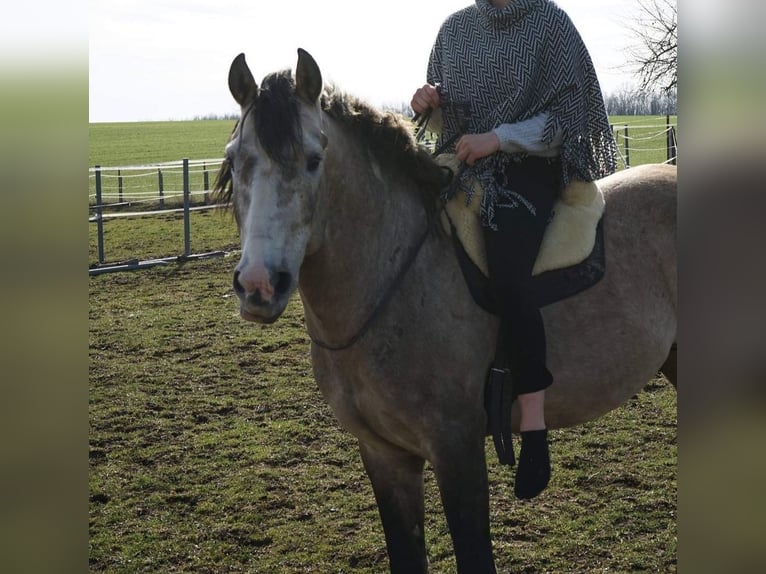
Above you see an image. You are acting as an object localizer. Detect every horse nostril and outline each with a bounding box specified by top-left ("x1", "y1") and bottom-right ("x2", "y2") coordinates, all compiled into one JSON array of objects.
[
  {"x1": 274, "y1": 271, "x2": 292, "y2": 295},
  {"x1": 233, "y1": 271, "x2": 245, "y2": 295}
]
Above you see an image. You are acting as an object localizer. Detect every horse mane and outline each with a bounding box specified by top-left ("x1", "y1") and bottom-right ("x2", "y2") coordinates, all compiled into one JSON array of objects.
[
  {"x1": 214, "y1": 70, "x2": 449, "y2": 208},
  {"x1": 319, "y1": 85, "x2": 449, "y2": 198},
  {"x1": 213, "y1": 123, "x2": 236, "y2": 207}
]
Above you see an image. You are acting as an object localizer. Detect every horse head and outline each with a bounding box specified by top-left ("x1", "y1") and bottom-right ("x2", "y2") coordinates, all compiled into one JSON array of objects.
[{"x1": 223, "y1": 49, "x2": 327, "y2": 323}]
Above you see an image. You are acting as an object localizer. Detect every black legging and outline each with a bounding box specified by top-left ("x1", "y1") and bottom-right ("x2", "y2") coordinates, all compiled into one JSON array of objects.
[{"x1": 482, "y1": 156, "x2": 560, "y2": 395}]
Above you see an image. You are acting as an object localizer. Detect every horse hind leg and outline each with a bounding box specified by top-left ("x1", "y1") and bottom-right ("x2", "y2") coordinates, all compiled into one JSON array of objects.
[
  {"x1": 358, "y1": 441, "x2": 428, "y2": 574},
  {"x1": 661, "y1": 343, "x2": 678, "y2": 389}
]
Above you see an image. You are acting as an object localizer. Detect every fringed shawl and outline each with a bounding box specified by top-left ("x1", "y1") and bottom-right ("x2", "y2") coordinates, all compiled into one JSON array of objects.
[{"x1": 428, "y1": 0, "x2": 617, "y2": 228}]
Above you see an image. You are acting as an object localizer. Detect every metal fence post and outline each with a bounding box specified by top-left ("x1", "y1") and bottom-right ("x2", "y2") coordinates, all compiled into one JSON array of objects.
[
  {"x1": 118, "y1": 168, "x2": 123, "y2": 205},
  {"x1": 669, "y1": 127, "x2": 677, "y2": 165},
  {"x1": 158, "y1": 168, "x2": 165, "y2": 208},
  {"x1": 666, "y1": 115, "x2": 671, "y2": 164},
  {"x1": 203, "y1": 162, "x2": 210, "y2": 204},
  {"x1": 666, "y1": 115, "x2": 677, "y2": 165},
  {"x1": 183, "y1": 158, "x2": 191, "y2": 257},
  {"x1": 624, "y1": 125, "x2": 630, "y2": 168},
  {"x1": 95, "y1": 165, "x2": 105, "y2": 264}
]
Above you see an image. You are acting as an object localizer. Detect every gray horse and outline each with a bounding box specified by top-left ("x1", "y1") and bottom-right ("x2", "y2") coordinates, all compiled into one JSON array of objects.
[{"x1": 215, "y1": 49, "x2": 677, "y2": 573}]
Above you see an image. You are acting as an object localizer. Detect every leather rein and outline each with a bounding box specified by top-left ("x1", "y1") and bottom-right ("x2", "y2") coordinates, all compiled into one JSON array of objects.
[
  {"x1": 308, "y1": 219, "x2": 431, "y2": 351},
  {"x1": 308, "y1": 109, "x2": 465, "y2": 352},
  {"x1": 307, "y1": 111, "x2": 439, "y2": 351}
]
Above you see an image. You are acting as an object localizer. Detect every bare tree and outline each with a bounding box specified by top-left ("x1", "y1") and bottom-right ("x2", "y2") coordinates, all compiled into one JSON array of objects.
[
  {"x1": 626, "y1": 0, "x2": 677, "y2": 93},
  {"x1": 603, "y1": 85, "x2": 677, "y2": 115}
]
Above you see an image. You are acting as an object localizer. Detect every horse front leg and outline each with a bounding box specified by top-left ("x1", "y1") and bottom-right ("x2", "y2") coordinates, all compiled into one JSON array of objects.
[
  {"x1": 432, "y1": 435, "x2": 497, "y2": 573},
  {"x1": 359, "y1": 440, "x2": 427, "y2": 574}
]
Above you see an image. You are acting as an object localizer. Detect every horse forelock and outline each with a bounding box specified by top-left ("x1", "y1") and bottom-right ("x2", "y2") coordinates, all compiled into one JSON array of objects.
[
  {"x1": 251, "y1": 71, "x2": 303, "y2": 167},
  {"x1": 213, "y1": 71, "x2": 301, "y2": 209}
]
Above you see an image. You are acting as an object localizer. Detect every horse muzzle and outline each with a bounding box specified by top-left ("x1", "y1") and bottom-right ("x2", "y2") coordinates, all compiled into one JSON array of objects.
[{"x1": 233, "y1": 267, "x2": 294, "y2": 323}]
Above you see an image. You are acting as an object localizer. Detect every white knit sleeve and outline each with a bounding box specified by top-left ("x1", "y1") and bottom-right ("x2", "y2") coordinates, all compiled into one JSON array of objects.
[{"x1": 492, "y1": 113, "x2": 563, "y2": 156}]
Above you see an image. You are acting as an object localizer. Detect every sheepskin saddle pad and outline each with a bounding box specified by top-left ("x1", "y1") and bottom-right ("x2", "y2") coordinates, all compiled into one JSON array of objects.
[{"x1": 436, "y1": 154, "x2": 607, "y2": 310}]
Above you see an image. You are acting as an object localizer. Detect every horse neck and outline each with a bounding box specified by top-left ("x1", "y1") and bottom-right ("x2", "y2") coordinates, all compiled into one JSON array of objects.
[{"x1": 298, "y1": 117, "x2": 429, "y2": 343}]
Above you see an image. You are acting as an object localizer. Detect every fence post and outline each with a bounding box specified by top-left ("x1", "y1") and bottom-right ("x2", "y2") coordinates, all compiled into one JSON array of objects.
[
  {"x1": 118, "y1": 168, "x2": 123, "y2": 205},
  {"x1": 183, "y1": 158, "x2": 191, "y2": 257},
  {"x1": 666, "y1": 115, "x2": 677, "y2": 165},
  {"x1": 95, "y1": 165, "x2": 105, "y2": 265},
  {"x1": 666, "y1": 115, "x2": 671, "y2": 164},
  {"x1": 158, "y1": 168, "x2": 165, "y2": 208},
  {"x1": 203, "y1": 162, "x2": 210, "y2": 204},
  {"x1": 624, "y1": 124, "x2": 630, "y2": 168},
  {"x1": 669, "y1": 127, "x2": 677, "y2": 165}
]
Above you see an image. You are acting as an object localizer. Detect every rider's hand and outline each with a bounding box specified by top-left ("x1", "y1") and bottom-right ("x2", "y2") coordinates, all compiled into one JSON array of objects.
[
  {"x1": 456, "y1": 132, "x2": 501, "y2": 166},
  {"x1": 410, "y1": 84, "x2": 441, "y2": 115}
]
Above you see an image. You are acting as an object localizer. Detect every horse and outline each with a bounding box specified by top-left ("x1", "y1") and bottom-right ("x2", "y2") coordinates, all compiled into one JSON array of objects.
[{"x1": 214, "y1": 49, "x2": 677, "y2": 573}]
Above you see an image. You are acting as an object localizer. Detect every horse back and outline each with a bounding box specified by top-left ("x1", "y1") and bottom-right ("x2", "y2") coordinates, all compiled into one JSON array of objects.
[{"x1": 600, "y1": 163, "x2": 677, "y2": 302}]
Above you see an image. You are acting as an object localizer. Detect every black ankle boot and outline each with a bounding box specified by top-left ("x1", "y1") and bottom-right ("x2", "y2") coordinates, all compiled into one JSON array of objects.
[{"x1": 514, "y1": 429, "x2": 550, "y2": 499}]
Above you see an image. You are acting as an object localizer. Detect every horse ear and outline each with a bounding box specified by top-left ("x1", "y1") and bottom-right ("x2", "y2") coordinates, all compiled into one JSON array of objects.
[
  {"x1": 228, "y1": 53, "x2": 258, "y2": 107},
  {"x1": 296, "y1": 48, "x2": 323, "y2": 103}
]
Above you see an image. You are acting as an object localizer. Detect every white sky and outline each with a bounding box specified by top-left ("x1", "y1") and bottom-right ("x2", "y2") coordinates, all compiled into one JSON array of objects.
[{"x1": 88, "y1": 0, "x2": 642, "y2": 123}]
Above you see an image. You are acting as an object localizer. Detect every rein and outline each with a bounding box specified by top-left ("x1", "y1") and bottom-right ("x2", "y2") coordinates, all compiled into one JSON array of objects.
[
  {"x1": 308, "y1": 213, "x2": 432, "y2": 351},
  {"x1": 413, "y1": 109, "x2": 463, "y2": 158},
  {"x1": 308, "y1": 107, "x2": 462, "y2": 352}
]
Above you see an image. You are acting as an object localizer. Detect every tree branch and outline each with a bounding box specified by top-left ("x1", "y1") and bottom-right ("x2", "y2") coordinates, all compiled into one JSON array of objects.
[{"x1": 625, "y1": 0, "x2": 677, "y2": 93}]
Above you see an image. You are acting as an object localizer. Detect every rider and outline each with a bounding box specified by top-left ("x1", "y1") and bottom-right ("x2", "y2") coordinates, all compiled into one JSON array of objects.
[{"x1": 411, "y1": 0, "x2": 617, "y2": 499}]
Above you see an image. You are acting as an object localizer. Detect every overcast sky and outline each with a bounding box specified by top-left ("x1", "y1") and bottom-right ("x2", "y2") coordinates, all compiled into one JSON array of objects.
[{"x1": 88, "y1": 0, "x2": 643, "y2": 123}]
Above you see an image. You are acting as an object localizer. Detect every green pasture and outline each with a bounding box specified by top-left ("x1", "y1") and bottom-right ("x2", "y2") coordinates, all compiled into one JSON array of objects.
[
  {"x1": 610, "y1": 115, "x2": 677, "y2": 169},
  {"x1": 87, "y1": 115, "x2": 676, "y2": 170},
  {"x1": 88, "y1": 120, "x2": 235, "y2": 168},
  {"x1": 88, "y1": 120, "x2": 235, "y2": 210}
]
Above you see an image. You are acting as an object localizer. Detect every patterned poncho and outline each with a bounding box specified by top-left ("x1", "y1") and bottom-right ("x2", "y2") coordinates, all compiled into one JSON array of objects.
[{"x1": 428, "y1": 0, "x2": 618, "y2": 227}]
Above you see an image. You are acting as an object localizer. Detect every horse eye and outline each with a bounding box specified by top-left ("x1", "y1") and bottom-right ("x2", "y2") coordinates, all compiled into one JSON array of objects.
[{"x1": 307, "y1": 154, "x2": 322, "y2": 173}]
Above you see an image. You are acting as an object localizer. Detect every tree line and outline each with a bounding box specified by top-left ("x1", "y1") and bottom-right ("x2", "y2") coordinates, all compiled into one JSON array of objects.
[
  {"x1": 603, "y1": 87, "x2": 677, "y2": 116},
  {"x1": 382, "y1": 86, "x2": 677, "y2": 119}
]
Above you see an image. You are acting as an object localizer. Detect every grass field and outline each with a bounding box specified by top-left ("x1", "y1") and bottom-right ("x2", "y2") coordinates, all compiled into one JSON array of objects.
[
  {"x1": 88, "y1": 120, "x2": 235, "y2": 210},
  {"x1": 89, "y1": 115, "x2": 677, "y2": 572},
  {"x1": 609, "y1": 115, "x2": 677, "y2": 169},
  {"x1": 88, "y1": 115, "x2": 676, "y2": 169},
  {"x1": 89, "y1": 120, "x2": 235, "y2": 168}
]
